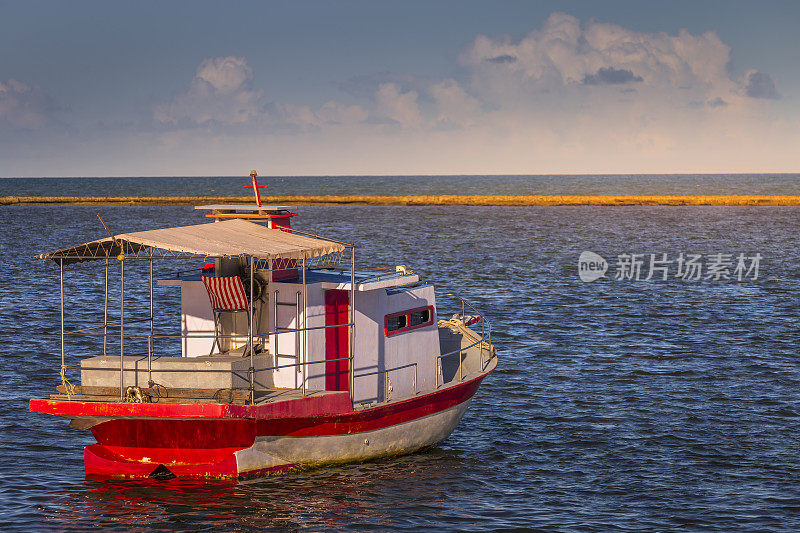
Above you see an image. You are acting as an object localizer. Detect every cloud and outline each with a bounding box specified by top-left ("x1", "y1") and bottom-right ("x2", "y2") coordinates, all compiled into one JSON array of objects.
[
  {"x1": 268, "y1": 101, "x2": 368, "y2": 130},
  {"x1": 316, "y1": 101, "x2": 368, "y2": 125},
  {"x1": 583, "y1": 67, "x2": 643, "y2": 85},
  {"x1": 689, "y1": 96, "x2": 729, "y2": 108},
  {"x1": 195, "y1": 56, "x2": 253, "y2": 95},
  {"x1": 743, "y1": 70, "x2": 780, "y2": 99},
  {"x1": 155, "y1": 56, "x2": 369, "y2": 133},
  {"x1": 485, "y1": 54, "x2": 517, "y2": 64},
  {"x1": 0, "y1": 79, "x2": 55, "y2": 130},
  {"x1": 430, "y1": 79, "x2": 480, "y2": 127},
  {"x1": 338, "y1": 72, "x2": 421, "y2": 99},
  {"x1": 460, "y1": 12, "x2": 734, "y2": 99},
  {"x1": 374, "y1": 83, "x2": 422, "y2": 128},
  {"x1": 155, "y1": 56, "x2": 263, "y2": 125}
]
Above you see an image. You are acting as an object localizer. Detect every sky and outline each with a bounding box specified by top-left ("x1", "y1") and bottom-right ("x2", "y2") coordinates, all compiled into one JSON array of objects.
[{"x1": 0, "y1": 0, "x2": 798, "y2": 177}]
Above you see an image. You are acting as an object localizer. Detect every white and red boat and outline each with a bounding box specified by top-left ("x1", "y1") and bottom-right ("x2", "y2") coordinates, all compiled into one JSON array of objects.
[{"x1": 29, "y1": 173, "x2": 497, "y2": 480}]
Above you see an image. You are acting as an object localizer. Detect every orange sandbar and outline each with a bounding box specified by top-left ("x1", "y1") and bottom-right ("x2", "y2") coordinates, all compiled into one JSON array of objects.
[{"x1": 3, "y1": 195, "x2": 800, "y2": 206}]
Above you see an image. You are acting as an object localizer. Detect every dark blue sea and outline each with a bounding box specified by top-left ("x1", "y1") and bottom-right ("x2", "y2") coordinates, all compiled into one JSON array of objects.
[
  {"x1": 2, "y1": 176, "x2": 800, "y2": 531},
  {"x1": 2, "y1": 173, "x2": 800, "y2": 197}
]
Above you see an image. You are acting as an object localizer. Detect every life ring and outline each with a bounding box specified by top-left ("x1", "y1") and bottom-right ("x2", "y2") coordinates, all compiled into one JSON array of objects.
[{"x1": 452, "y1": 314, "x2": 481, "y2": 326}]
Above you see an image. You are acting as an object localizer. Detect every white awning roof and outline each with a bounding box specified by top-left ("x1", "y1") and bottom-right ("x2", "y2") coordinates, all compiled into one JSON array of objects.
[{"x1": 39, "y1": 219, "x2": 346, "y2": 264}]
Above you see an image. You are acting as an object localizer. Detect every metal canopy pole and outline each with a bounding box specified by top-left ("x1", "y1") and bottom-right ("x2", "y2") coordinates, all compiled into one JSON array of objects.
[
  {"x1": 301, "y1": 254, "x2": 306, "y2": 397},
  {"x1": 480, "y1": 316, "x2": 485, "y2": 371},
  {"x1": 273, "y1": 289, "x2": 279, "y2": 357},
  {"x1": 249, "y1": 255, "x2": 255, "y2": 405},
  {"x1": 119, "y1": 255, "x2": 124, "y2": 401},
  {"x1": 59, "y1": 260, "x2": 65, "y2": 370},
  {"x1": 267, "y1": 265, "x2": 272, "y2": 362},
  {"x1": 103, "y1": 257, "x2": 108, "y2": 357},
  {"x1": 148, "y1": 252, "x2": 154, "y2": 387},
  {"x1": 349, "y1": 246, "x2": 355, "y2": 403},
  {"x1": 295, "y1": 290, "x2": 300, "y2": 389}
]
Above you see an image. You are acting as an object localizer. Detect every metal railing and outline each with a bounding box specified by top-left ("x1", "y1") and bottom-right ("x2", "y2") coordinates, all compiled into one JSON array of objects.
[
  {"x1": 354, "y1": 361, "x2": 418, "y2": 404},
  {"x1": 434, "y1": 293, "x2": 494, "y2": 389},
  {"x1": 56, "y1": 268, "x2": 493, "y2": 406},
  {"x1": 61, "y1": 300, "x2": 494, "y2": 397},
  {"x1": 62, "y1": 320, "x2": 355, "y2": 400}
]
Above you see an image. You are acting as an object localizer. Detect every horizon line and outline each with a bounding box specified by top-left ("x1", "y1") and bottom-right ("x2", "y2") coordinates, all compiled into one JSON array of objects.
[{"x1": 2, "y1": 172, "x2": 799, "y2": 179}]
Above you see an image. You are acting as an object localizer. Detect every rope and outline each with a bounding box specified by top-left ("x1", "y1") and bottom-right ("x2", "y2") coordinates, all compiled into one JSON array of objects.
[
  {"x1": 438, "y1": 316, "x2": 489, "y2": 349},
  {"x1": 124, "y1": 386, "x2": 149, "y2": 403},
  {"x1": 437, "y1": 317, "x2": 465, "y2": 329},
  {"x1": 149, "y1": 382, "x2": 167, "y2": 403},
  {"x1": 60, "y1": 365, "x2": 77, "y2": 400}
]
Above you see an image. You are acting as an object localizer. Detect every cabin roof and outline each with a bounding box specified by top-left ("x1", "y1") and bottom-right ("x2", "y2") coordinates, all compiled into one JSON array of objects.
[
  {"x1": 194, "y1": 204, "x2": 294, "y2": 211},
  {"x1": 38, "y1": 219, "x2": 345, "y2": 264}
]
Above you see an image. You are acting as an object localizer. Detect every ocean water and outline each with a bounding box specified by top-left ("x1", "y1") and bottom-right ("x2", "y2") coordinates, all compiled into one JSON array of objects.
[
  {"x1": 2, "y1": 200, "x2": 800, "y2": 531},
  {"x1": 1, "y1": 173, "x2": 799, "y2": 197}
]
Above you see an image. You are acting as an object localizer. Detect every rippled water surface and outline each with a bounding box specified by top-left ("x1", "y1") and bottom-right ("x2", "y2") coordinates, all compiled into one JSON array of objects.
[
  {"x1": 2, "y1": 204, "x2": 800, "y2": 531},
  {"x1": 2, "y1": 173, "x2": 800, "y2": 197}
]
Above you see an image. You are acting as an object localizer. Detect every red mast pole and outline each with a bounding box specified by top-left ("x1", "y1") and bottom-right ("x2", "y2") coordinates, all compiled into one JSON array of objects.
[{"x1": 244, "y1": 169, "x2": 268, "y2": 207}]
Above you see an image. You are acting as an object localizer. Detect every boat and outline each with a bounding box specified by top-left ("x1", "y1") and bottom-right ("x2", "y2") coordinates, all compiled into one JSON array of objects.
[{"x1": 28, "y1": 172, "x2": 497, "y2": 480}]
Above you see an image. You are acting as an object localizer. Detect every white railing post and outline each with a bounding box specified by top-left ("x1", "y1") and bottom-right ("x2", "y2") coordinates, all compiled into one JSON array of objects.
[
  {"x1": 103, "y1": 257, "x2": 108, "y2": 357},
  {"x1": 119, "y1": 255, "x2": 124, "y2": 400},
  {"x1": 301, "y1": 254, "x2": 306, "y2": 397},
  {"x1": 249, "y1": 255, "x2": 255, "y2": 405},
  {"x1": 349, "y1": 246, "x2": 355, "y2": 402},
  {"x1": 148, "y1": 253, "x2": 154, "y2": 387},
  {"x1": 59, "y1": 259, "x2": 65, "y2": 370}
]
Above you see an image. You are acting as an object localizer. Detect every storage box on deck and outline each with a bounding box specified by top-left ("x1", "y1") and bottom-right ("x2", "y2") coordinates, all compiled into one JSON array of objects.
[{"x1": 80, "y1": 354, "x2": 274, "y2": 390}]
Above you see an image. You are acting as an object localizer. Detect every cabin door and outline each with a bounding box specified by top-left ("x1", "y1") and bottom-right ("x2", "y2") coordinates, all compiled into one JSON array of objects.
[{"x1": 324, "y1": 289, "x2": 350, "y2": 391}]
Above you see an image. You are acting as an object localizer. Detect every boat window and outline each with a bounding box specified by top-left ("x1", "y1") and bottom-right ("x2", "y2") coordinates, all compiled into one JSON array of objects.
[
  {"x1": 387, "y1": 314, "x2": 407, "y2": 331},
  {"x1": 409, "y1": 309, "x2": 430, "y2": 326},
  {"x1": 385, "y1": 305, "x2": 434, "y2": 336}
]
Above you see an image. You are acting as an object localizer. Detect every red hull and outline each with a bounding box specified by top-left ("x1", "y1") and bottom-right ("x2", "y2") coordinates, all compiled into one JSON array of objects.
[{"x1": 30, "y1": 374, "x2": 488, "y2": 479}]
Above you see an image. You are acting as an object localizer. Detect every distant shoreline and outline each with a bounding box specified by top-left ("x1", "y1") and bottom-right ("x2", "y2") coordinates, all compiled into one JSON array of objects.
[{"x1": 3, "y1": 195, "x2": 800, "y2": 206}]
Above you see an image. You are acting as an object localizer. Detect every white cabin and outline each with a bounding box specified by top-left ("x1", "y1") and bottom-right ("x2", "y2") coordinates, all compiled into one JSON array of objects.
[{"x1": 159, "y1": 264, "x2": 440, "y2": 406}]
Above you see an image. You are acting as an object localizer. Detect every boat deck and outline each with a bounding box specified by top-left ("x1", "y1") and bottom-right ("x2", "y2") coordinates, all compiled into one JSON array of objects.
[
  {"x1": 48, "y1": 320, "x2": 495, "y2": 407},
  {"x1": 50, "y1": 385, "x2": 340, "y2": 405}
]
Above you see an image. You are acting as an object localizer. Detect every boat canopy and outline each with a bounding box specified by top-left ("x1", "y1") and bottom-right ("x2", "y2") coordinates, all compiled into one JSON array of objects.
[{"x1": 38, "y1": 219, "x2": 346, "y2": 265}]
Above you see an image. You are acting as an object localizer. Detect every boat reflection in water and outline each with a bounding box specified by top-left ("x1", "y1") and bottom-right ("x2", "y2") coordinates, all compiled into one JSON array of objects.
[{"x1": 42, "y1": 449, "x2": 467, "y2": 529}]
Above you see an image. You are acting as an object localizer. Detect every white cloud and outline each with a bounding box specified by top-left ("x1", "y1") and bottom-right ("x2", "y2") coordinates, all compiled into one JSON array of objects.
[
  {"x1": 430, "y1": 79, "x2": 480, "y2": 127},
  {"x1": 0, "y1": 79, "x2": 53, "y2": 130},
  {"x1": 317, "y1": 101, "x2": 368, "y2": 125},
  {"x1": 195, "y1": 56, "x2": 254, "y2": 95},
  {"x1": 374, "y1": 83, "x2": 422, "y2": 128},
  {"x1": 402, "y1": 11, "x2": 799, "y2": 174},
  {"x1": 155, "y1": 56, "x2": 369, "y2": 133},
  {"x1": 459, "y1": 12, "x2": 736, "y2": 103},
  {"x1": 155, "y1": 56, "x2": 263, "y2": 125}
]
